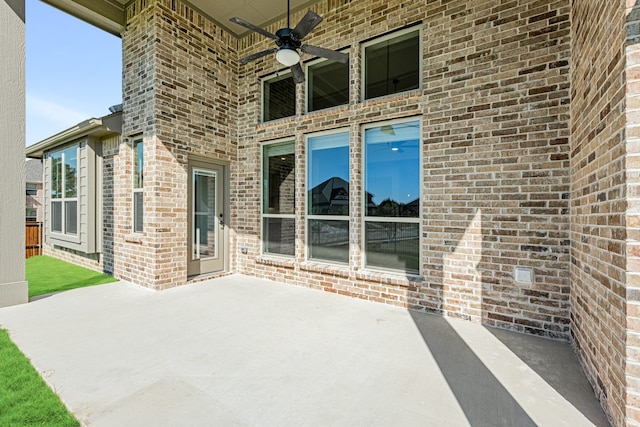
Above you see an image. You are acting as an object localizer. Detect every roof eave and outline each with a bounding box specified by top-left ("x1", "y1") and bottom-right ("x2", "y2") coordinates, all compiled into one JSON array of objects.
[{"x1": 26, "y1": 112, "x2": 122, "y2": 159}]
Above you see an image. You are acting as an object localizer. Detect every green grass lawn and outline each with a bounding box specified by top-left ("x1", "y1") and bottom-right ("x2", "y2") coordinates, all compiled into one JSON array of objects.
[
  {"x1": 0, "y1": 328, "x2": 79, "y2": 426},
  {"x1": 26, "y1": 255, "x2": 118, "y2": 297}
]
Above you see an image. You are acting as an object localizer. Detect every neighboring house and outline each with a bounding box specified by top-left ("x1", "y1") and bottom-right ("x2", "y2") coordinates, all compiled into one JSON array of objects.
[
  {"x1": 9, "y1": 0, "x2": 640, "y2": 425},
  {"x1": 26, "y1": 108, "x2": 122, "y2": 274},
  {"x1": 25, "y1": 158, "x2": 43, "y2": 222}
]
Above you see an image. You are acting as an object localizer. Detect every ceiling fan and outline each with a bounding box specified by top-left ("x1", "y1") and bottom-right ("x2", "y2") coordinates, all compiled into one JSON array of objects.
[{"x1": 230, "y1": 0, "x2": 348, "y2": 83}]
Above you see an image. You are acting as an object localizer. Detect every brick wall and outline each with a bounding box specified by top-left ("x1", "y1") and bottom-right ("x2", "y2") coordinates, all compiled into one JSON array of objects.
[
  {"x1": 121, "y1": 0, "x2": 237, "y2": 288},
  {"x1": 571, "y1": 1, "x2": 627, "y2": 425},
  {"x1": 626, "y1": 0, "x2": 640, "y2": 425},
  {"x1": 234, "y1": 0, "x2": 572, "y2": 339}
]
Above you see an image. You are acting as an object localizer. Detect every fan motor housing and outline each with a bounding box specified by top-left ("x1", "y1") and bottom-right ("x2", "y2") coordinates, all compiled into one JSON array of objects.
[{"x1": 275, "y1": 28, "x2": 302, "y2": 48}]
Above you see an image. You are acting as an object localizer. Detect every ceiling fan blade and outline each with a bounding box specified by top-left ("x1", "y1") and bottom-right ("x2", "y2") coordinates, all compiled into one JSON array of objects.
[
  {"x1": 300, "y1": 45, "x2": 348, "y2": 63},
  {"x1": 230, "y1": 17, "x2": 278, "y2": 40},
  {"x1": 291, "y1": 10, "x2": 323, "y2": 40},
  {"x1": 239, "y1": 48, "x2": 278, "y2": 64},
  {"x1": 291, "y1": 62, "x2": 305, "y2": 84}
]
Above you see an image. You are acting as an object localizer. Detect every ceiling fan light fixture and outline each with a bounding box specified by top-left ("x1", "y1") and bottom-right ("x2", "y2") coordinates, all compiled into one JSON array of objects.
[{"x1": 276, "y1": 46, "x2": 300, "y2": 67}]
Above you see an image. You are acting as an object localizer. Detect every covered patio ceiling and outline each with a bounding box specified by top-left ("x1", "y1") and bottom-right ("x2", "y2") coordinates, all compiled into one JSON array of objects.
[{"x1": 40, "y1": 0, "x2": 322, "y2": 37}]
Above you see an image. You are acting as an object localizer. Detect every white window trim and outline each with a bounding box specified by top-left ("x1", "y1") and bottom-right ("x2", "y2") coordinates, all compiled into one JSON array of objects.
[
  {"x1": 49, "y1": 144, "x2": 79, "y2": 240},
  {"x1": 304, "y1": 48, "x2": 350, "y2": 114},
  {"x1": 261, "y1": 69, "x2": 295, "y2": 123},
  {"x1": 305, "y1": 128, "x2": 351, "y2": 264},
  {"x1": 361, "y1": 117, "x2": 422, "y2": 275},
  {"x1": 360, "y1": 25, "x2": 422, "y2": 102},
  {"x1": 26, "y1": 182, "x2": 38, "y2": 195},
  {"x1": 261, "y1": 138, "x2": 296, "y2": 258},
  {"x1": 132, "y1": 138, "x2": 143, "y2": 234},
  {"x1": 26, "y1": 208, "x2": 37, "y2": 222}
]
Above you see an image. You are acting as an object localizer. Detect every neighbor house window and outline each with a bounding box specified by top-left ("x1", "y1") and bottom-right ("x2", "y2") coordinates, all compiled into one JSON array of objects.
[
  {"x1": 26, "y1": 183, "x2": 38, "y2": 195},
  {"x1": 26, "y1": 208, "x2": 37, "y2": 222},
  {"x1": 307, "y1": 131, "x2": 349, "y2": 263},
  {"x1": 133, "y1": 139, "x2": 143, "y2": 233},
  {"x1": 363, "y1": 27, "x2": 420, "y2": 100},
  {"x1": 307, "y1": 55, "x2": 349, "y2": 112},
  {"x1": 364, "y1": 120, "x2": 420, "y2": 273},
  {"x1": 263, "y1": 141, "x2": 295, "y2": 256},
  {"x1": 50, "y1": 145, "x2": 78, "y2": 235},
  {"x1": 263, "y1": 72, "x2": 296, "y2": 122}
]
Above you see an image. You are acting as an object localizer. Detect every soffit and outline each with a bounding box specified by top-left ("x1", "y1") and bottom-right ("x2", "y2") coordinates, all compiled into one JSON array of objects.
[{"x1": 44, "y1": 0, "x2": 323, "y2": 37}]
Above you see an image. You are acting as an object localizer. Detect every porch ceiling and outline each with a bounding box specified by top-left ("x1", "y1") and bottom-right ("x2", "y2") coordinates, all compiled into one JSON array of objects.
[{"x1": 41, "y1": 0, "x2": 321, "y2": 37}]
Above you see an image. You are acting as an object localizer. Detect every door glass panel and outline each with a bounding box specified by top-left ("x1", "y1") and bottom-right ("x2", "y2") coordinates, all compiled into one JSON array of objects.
[{"x1": 193, "y1": 169, "x2": 217, "y2": 260}]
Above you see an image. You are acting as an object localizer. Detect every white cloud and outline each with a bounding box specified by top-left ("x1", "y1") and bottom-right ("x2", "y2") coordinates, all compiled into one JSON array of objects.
[
  {"x1": 26, "y1": 94, "x2": 90, "y2": 146},
  {"x1": 26, "y1": 94, "x2": 87, "y2": 126}
]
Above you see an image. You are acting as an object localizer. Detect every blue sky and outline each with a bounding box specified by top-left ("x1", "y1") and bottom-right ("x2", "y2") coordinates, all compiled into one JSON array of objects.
[{"x1": 26, "y1": 0, "x2": 122, "y2": 146}]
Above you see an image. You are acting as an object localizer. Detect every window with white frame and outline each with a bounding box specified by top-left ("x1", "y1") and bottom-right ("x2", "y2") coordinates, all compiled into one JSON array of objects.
[
  {"x1": 307, "y1": 54, "x2": 349, "y2": 112},
  {"x1": 26, "y1": 183, "x2": 38, "y2": 195},
  {"x1": 262, "y1": 141, "x2": 295, "y2": 256},
  {"x1": 363, "y1": 27, "x2": 420, "y2": 100},
  {"x1": 50, "y1": 145, "x2": 78, "y2": 235},
  {"x1": 307, "y1": 131, "x2": 350, "y2": 263},
  {"x1": 26, "y1": 208, "x2": 37, "y2": 222},
  {"x1": 263, "y1": 72, "x2": 296, "y2": 122},
  {"x1": 133, "y1": 139, "x2": 143, "y2": 233},
  {"x1": 364, "y1": 120, "x2": 420, "y2": 273}
]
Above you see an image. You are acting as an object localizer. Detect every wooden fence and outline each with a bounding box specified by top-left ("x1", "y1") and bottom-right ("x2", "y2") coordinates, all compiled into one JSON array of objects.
[{"x1": 26, "y1": 222, "x2": 43, "y2": 259}]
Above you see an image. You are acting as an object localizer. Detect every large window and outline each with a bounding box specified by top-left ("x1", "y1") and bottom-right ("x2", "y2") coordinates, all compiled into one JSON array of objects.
[
  {"x1": 50, "y1": 145, "x2": 78, "y2": 235},
  {"x1": 363, "y1": 27, "x2": 420, "y2": 100},
  {"x1": 263, "y1": 141, "x2": 295, "y2": 256},
  {"x1": 307, "y1": 55, "x2": 349, "y2": 112},
  {"x1": 307, "y1": 131, "x2": 350, "y2": 263},
  {"x1": 263, "y1": 73, "x2": 296, "y2": 122},
  {"x1": 364, "y1": 120, "x2": 420, "y2": 273},
  {"x1": 133, "y1": 139, "x2": 143, "y2": 233}
]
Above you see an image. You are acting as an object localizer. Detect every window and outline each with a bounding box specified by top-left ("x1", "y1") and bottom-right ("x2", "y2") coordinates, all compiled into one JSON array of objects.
[
  {"x1": 363, "y1": 27, "x2": 420, "y2": 100},
  {"x1": 26, "y1": 183, "x2": 38, "y2": 195},
  {"x1": 364, "y1": 120, "x2": 420, "y2": 273},
  {"x1": 50, "y1": 145, "x2": 78, "y2": 235},
  {"x1": 307, "y1": 55, "x2": 349, "y2": 112},
  {"x1": 263, "y1": 72, "x2": 296, "y2": 122},
  {"x1": 263, "y1": 141, "x2": 295, "y2": 256},
  {"x1": 26, "y1": 208, "x2": 37, "y2": 222},
  {"x1": 133, "y1": 139, "x2": 143, "y2": 233},
  {"x1": 307, "y1": 131, "x2": 349, "y2": 263}
]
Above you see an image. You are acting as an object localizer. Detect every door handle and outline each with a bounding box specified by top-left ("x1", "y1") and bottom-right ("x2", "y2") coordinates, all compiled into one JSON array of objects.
[{"x1": 219, "y1": 213, "x2": 224, "y2": 226}]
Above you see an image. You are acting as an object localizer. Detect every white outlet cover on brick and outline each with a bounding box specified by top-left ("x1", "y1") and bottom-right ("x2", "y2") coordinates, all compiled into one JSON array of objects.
[{"x1": 515, "y1": 267, "x2": 533, "y2": 284}]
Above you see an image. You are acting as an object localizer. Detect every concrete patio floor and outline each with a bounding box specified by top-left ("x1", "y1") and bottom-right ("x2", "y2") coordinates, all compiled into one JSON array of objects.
[{"x1": 0, "y1": 274, "x2": 609, "y2": 426}]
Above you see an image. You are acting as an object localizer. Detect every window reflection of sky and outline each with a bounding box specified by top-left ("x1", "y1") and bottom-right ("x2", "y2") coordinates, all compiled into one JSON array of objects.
[
  {"x1": 365, "y1": 121, "x2": 420, "y2": 205},
  {"x1": 308, "y1": 132, "x2": 350, "y2": 189}
]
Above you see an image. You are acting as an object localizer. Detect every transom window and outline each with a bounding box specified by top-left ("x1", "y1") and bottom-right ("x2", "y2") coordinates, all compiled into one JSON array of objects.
[
  {"x1": 262, "y1": 141, "x2": 295, "y2": 256},
  {"x1": 364, "y1": 119, "x2": 420, "y2": 273},
  {"x1": 362, "y1": 27, "x2": 420, "y2": 100},
  {"x1": 263, "y1": 72, "x2": 296, "y2": 122},
  {"x1": 307, "y1": 131, "x2": 350, "y2": 263},
  {"x1": 50, "y1": 145, "x2": 78, "y2": 235},
  {"x1": 307, "y1": 54, "x2": 349, "y2": 112}
]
